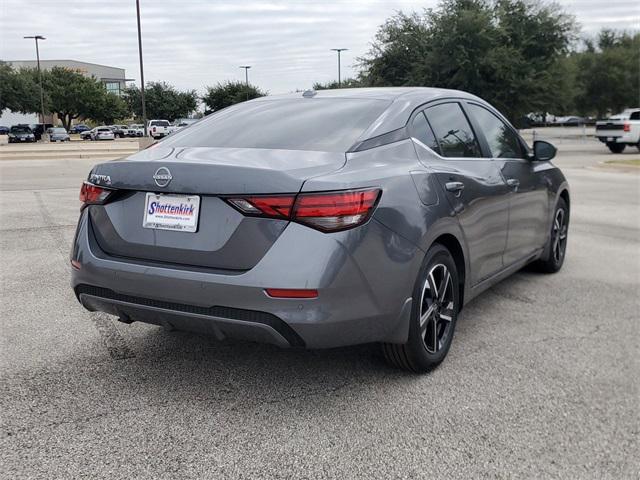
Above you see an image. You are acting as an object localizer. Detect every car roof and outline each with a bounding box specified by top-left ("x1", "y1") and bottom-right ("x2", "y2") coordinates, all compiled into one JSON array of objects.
[{"x1": 252, "y1": 87, "x2": 487, "y2": 139}]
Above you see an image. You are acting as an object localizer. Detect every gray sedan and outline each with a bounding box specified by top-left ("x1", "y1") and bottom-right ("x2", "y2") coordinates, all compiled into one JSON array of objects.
[
  {"x1": 48, "y1": 127, "x2": 70, "y2": 142},
  {"x1": 70, "y1": 88, "x2": 569, "y2": 372}
]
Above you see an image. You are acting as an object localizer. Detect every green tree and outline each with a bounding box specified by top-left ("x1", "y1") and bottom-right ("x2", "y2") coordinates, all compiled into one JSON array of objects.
[
  {"x1": 89, "y1": 92, "x2": 130, "y2": 125},
  {"x1": 312, "y1": 78, "x2": 362, "y2": 90},
  {"x1": 574, "y1": 31, "x2": 640, "y2": 117},
  {"x1": 124, "y1": 82, "x2": 198, "y2": 122},
  {"x1": 201, "y1": 81, "x2": 266, "y2": 112},
  {"x1": 357, "y1": 0, "x2": 577, "y2": 122},
  {"x1": 0, "y1": 62, "x2": 42, "y2": 113},
  {"x1": 42, "y1": 67, "x2": 110, "y2": 130}
]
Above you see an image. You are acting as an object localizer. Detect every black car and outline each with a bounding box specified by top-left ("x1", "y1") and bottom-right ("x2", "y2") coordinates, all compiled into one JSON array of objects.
[
  {"x1": 8, "y1": 125, "x2": 36, "y2": 143},
  {"x1": 28, "y1": 123, "x2": 54, "y2": 141}
]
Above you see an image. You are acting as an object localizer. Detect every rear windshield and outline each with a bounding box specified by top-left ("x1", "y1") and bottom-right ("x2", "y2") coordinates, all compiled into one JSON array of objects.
[
  {"x1": 97, "y1": 128, "x2": 111, "y2": 132},
  {"x1": 151, "y1": 120, "x2": 170, "y2": 127},
  {"x1": 51, "y1": 128, "x2": 66, "y2": 133},
  {"x1": 161, "y1": 98, "x2": 391, "y2": 152},
  {"x1": 11, "y1": 126, "x2": 31, "y2": 133}
]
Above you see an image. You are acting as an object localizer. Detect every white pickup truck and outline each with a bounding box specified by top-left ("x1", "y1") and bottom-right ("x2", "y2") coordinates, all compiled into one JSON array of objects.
[
  {"x1": 595, "y1": 108, "x2": 640, "y2": 153},
  {"x1": 148, "y1": 119, "x2": 176, "y2": 139}
]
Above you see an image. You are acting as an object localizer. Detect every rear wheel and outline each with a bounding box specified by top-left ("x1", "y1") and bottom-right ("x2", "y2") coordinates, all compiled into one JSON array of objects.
[
  {"x1": 382, "y1": 244, "x2": 459, "y2": 373},
  {"x1": 607, "y1": 143, "x2": 625, "y2": 153}
]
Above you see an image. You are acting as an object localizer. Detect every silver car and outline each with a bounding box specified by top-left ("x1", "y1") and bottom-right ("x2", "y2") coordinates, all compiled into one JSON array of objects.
[
  {"x1": 92, "y1": 127, "x2": 115, "y2": 141},
  {"x1": 71, "y1": 88, "x2": 569, "y2": 372},
  {"x1": 47, "y1": 127, "x2": 70, "y2": 142}
]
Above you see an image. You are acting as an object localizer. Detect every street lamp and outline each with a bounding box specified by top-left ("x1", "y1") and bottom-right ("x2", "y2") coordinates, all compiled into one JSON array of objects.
[
  {"x1": 330, "y1": 48, "x2": 348, "y2": 87},
  {"x1": 239, "y1": 65, "x2": 251, "y2": 100},
  {"x1": 135, "y1": 0, "x2": 148, "y2": 137},
  {"x1": 23, "y1": 35, "x2": 46, "y2": 126}
]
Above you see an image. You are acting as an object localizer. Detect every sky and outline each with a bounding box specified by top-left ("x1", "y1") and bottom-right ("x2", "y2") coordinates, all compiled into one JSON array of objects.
[{"x1": 1, "y1": 0, "x2": 638, "y2": 95}]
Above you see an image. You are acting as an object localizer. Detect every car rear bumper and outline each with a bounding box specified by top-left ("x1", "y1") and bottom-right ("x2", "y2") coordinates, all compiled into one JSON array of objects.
[{"x1": 71, "y1": 210, "x2": 420, "y2": 348}]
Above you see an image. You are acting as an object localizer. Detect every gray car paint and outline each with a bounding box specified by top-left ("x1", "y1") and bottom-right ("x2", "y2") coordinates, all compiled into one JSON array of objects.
[{"x1": 71, "y1": 87, "x2": 569, "y2": 349}]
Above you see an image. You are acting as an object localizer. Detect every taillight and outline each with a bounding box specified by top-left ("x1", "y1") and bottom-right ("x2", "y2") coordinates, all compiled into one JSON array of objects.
[
  {"x1": 79, "y1": 182, "x2": 114, "y2": 205},
  {"x1": 226, "y1": 188, "x2": 381, "y2": 232},
  {"x1": 623, "y1": 122, "x2": 630, "y2": 132}
]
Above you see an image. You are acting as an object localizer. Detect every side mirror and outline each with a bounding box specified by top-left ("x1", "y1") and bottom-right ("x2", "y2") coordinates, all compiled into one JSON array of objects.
[{"x1": 533, "y1": 140, "x2": 557, "y2": 162}]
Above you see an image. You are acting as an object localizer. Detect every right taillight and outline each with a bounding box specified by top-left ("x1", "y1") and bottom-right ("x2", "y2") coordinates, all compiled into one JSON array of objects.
[
  {"x1": 226, "y1": 188, "x2": 381, "y2": 232},
  {"x1": 623, "y1": 122, "x2": 630, "y2": 132},
  {"x1": 79, "y1": 182, "x2": 114, "y2": 206}
]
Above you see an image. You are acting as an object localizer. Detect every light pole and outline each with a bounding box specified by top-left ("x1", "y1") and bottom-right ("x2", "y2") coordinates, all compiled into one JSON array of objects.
[
  {"x1": 330, "y1": 48, "x2": 348, "y2": 87},
  {"x1": 136, "y1": 0, "x2": 148, "y2": 137},
  {"x1": 24, "y1": 35, "x2": 46, "y2": 126},
  {"x1": 239, "y1": 65, "x2": 251, "y2": 101}
]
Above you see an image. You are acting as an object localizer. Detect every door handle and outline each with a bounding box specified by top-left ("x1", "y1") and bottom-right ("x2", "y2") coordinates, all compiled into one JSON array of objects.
[
  {"x1": 506, "y1": 178, "x2": 520, "y2": 189},
  {"x1": 445, "y1": 181, "x2": 465, "y2": 193}
]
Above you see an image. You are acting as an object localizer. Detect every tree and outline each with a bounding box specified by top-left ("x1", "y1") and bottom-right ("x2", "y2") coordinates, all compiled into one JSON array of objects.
[
  {"x1": 0, "y1": 62, "x2": 41, "y2": 113},
  {"x1": 41, "y1": 67, "x2": 110, "y2": 130},
  {"x1": 124, "y1": 82, "x2": 198, "y2": 122},
  {"x1": 312, "y1": 78, "x2": 362, "y2": 90},
  {"x1": 89, "y1": 92, "x2": 130, "y2": 125},
  {"x1": 357, "y1": 0, "x2": 577, "y2": 122},
  {"x1": 201, "y1": 81, "x2": 266, "y2": 112},
  {"x1": 574, "y1": 31, "x2": 640, "y2": 117}
]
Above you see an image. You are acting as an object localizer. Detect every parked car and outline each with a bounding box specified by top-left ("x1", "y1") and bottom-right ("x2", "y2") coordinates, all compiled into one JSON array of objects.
[
  {"x1": 125, "y1": 124, "x2": 144, "y2": 137},
  {"x1": 0, "y1": 126, "x2": 10, "y2": 135},
  {"x1": 28, "y1": 123, "x2": 53, "y2": 141},
  {"x1": 92, "y1": 127, "x2": 115, "y2": 141},
  {"x1": 47, "y1": 127, "x2": 71, "y2": 142},
  {"x1": 107, "y1": 125, "x2": 128, "y2": 138},
  {"x1": 8, "y1": 125, "x2": 36, "y2": 143},
  {"x1": 554, "y1": 116, "x2": 585, "y2": 126},
  {"x1": 595, "y1": 108, "x2": 640, "y2": 153},
  {"x1": 80, "y1": 128, "x2": 95, "y2": 140},
  {"x1": 70, "y1": 124, "x2": 91, "y2": 134},
  {"x1": 71, "y1": 87, "x2": 570, "y2": 373},
  {"x1": 148, "y1": 119, "x2": 172, "y2": 139}
]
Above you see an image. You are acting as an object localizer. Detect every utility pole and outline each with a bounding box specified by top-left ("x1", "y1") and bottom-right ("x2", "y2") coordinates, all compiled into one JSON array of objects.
[
  {"x1": 24, "y1": 35, "x2": 46, "y2": 127},
  {"x1": 239, "y1": 65, "x2": 251, "y2": 101},
  {"x1": 330, "y1": 48, "x2": 348, "y2": 87},
  {"x1": 136, "y1": 0, "x2": 148, "y2": 136}
]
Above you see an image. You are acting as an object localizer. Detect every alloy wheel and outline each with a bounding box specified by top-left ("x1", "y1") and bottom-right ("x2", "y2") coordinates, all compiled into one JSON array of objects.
[
  {"x1": 419, "y1": 263, "x2": 455, "y2": 353},
  {"x1": 552, "y1": 208, "x2": 568, "y2": 264}
]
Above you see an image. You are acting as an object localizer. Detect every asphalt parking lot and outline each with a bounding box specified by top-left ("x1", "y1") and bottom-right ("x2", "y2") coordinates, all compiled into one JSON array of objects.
[{"x1": 0, "y1": 136, "x2": 638, "y2": 479}]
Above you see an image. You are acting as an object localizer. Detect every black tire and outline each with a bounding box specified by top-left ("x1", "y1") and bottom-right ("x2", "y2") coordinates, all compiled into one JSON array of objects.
[
  {"x1": 382, "y1": 244, "x2": 460, "y2": 373},
  {"x1": 607, "y1": 143, "x2": 625, "y2": 153},
  {"x1": 534, "y1": 197, "x2": 569, "y2": 273}
]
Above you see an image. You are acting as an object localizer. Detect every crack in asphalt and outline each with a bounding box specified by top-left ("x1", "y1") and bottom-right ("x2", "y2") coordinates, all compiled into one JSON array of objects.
[{"x1": 32, "y1": 191, "x2": 136, "y2": 361}]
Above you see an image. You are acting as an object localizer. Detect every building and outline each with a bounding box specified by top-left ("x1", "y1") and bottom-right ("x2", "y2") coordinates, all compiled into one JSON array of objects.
[{"x1": 7, "y1": 59, "x2": 132, "y2": 96}]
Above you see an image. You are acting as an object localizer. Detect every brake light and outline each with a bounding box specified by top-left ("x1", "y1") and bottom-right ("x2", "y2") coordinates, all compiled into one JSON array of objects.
[
  {"x1": 79, "y1": 182, "x2": 114, "y2": 205},
  {"x1": 623, "y1": 122, "x2": 630, "y2": 132},
  {"x1": 226, "y1": 188, "x2": 381, "y2": 232}
]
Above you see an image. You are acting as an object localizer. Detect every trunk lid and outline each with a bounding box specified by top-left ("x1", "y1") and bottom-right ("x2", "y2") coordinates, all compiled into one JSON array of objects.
[{"x1": 87, "y1": 147, "x2": 345, "y2": 270}]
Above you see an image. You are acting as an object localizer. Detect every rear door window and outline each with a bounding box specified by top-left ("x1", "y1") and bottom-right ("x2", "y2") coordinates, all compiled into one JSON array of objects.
[
  {"x1": 467, "y1": 104, "x2": 524, "y2": 159},
  {"x1": 424, "y1": 103, "x2": 482, "y2": 158}
]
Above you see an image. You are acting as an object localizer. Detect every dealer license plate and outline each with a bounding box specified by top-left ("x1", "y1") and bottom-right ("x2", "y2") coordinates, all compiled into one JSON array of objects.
[{"x1": 143, "y1": 193, "x2": 200, "y2": 232}]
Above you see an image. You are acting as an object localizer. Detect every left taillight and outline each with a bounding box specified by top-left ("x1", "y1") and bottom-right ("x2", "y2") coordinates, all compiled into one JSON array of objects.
[
  {"x1": 226, "y1": 188, "x2": 381, "y2": 232},
  {"x1": 79, "y1": 182, "x2": 114, "y2": 206},
  {"x1": 623, "y1": 122, "x2": 631, "y2": 132}
]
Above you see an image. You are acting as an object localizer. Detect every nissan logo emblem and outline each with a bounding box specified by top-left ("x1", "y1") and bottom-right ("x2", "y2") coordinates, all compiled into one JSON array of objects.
[{"x1": 153, "y1": 167, "x2": 172, "y2": 187}]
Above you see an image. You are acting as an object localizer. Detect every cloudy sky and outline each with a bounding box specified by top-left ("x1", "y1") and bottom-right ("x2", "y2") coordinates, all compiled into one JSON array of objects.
[{"x1": 1, "y1": 0, "x2": 638, "y2": 95}]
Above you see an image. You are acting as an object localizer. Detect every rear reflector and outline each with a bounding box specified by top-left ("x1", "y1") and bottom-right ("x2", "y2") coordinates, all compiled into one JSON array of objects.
[
  {"x1": 79, "y1": 182, "x2": 114, "y2": 205},
  {"x1": 226, "y1": 188, "x2": 381, "y2": 232},
  {"x1": 265, "y1": 288, "x2": 318, "y2": 299}
]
